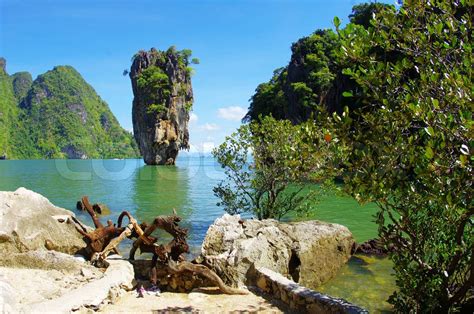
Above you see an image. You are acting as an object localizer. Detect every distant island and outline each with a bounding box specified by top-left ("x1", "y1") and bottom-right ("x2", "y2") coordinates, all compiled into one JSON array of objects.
[{"x1": 0, "y1": 58, "x2": 139, "y2": 159}]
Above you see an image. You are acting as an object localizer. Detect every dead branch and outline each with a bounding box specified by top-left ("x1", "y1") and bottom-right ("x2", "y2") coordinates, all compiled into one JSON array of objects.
[
  {"x1": 168, "y1": 260, "x2": 249, "y2": 295},
  {"x1": 73, "y1": 198, "x2": 248, "y2": 295},
  {"x1": 128, "y1": 209, "x2": 247, "y2": 295},
  {"x1": 72, "y1": 196, "x2": 126, "y2": 260}
]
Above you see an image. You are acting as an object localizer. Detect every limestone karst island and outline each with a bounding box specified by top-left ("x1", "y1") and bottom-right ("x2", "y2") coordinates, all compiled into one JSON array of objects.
[{"x1": 0, "y1": 1, "x2": 472, "y2": 313}]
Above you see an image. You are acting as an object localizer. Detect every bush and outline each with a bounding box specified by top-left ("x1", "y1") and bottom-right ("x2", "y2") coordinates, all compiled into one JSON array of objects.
[
  {"x1": 334, "y1": 1, "x2": 473, "y2": 311},
  {"x1": 213, "y1": 115, "x2": 344, "y2": 220}
]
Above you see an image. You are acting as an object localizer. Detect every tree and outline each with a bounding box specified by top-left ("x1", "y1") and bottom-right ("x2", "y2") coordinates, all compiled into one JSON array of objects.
[
  {"x1": 213, "y1": 115, "x2": 343, "y2": 220},
  {"x1": 334, "y1": 1, "x2": 473, "y2": 311}
]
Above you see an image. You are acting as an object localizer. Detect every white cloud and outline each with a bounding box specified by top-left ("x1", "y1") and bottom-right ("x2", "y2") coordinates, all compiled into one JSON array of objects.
[
  {"x1": 190, "y1": 113, "x2": 198, "y2": 123},
  {"x1": 189, "y1": 142, "x2": 216, "y2": 153},
  {"x1": 217, "y1": 106, "x2": 247, "y2": 121},
  {"x1": 202, "y1": 142, "x2": 216, "y2": 153},
  {"x1": 199, "y1": 123, "x2": 220, "y2": 131}
]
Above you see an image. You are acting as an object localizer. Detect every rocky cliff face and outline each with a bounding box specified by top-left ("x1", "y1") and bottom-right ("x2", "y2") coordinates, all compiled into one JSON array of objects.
[{"x1": 130, "y1": 47, "x2": 193, "y2": 165}]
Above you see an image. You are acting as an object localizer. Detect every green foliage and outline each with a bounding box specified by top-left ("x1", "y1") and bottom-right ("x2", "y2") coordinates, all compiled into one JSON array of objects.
[
  {"x1": 1, "y1": 65, "x2": 139, "y2": 159},
  {"x1": 180, "y1": 49, "x2": 192, "y2": 60},
  {"x1": 184, "y1": 102, "x2": 193, "y2": 112},
  {"x1": 332, "y1": 1, "x2": 473, "y2": 311},
  {"x1": 137, "y1": 66, "x2": 171, "y2": 111},
  {"x1": 349, "y1": 3, "x2": 395, "y2": 28},
  {"x1": 213, "y1": 115, "x2": 344, "y2": 220},
  {"x1": 146, "y1": 103, "x2": 166, "y2": 115},
  {"x1": 137, "y1": 66, "x2": 170, "y2": 95},
  {"x1": 11, "y1": 71, "x2": 32, "y2": 101},
  {"x1": 191, "y1": 58, "x2": 200, "y2": 65},
  {"x1": 185, "y1": 66, "x2": 194, "y2": 77},
  {"x1": 0, "y1": 68, "x2": 19, "y2": 157}
]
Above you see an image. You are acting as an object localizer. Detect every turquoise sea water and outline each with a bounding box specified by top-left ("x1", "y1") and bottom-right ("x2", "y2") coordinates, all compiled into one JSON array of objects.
[{"x1": 0, "y1": 156, "x2": 395, "y2": 312}]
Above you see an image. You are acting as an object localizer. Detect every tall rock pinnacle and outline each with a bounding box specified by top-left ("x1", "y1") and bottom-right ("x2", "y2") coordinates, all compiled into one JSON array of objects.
[{"x1": 130, "y1": 47, "x2": 194, "y2": 165}]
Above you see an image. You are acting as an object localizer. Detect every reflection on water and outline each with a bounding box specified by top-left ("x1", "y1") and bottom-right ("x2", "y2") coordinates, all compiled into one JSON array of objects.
[
  {"x1": 318, "y1": 255, "x2": 396, "y2": 313},
  {"x1": 133, "y1": 165, "x2": 190, "y2": 222},
  {"x1": 0, "y1": 155, "x2": 395, "y2": 309},
  {"x1": 132, "y1": 164, "x2": 191, "y2": 251}
]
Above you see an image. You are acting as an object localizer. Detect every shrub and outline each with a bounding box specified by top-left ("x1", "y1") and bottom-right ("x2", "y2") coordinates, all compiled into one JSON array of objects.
[
  {"x1": 213, "y1": 115, "x2": 344, "y2": 220},
  {"x1": 334, "y1": 1, "x2": 473, "y2": 311}
]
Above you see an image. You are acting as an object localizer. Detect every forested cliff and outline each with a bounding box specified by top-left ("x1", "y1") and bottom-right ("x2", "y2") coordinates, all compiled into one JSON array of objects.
[
  {"x1": 0, "y1": 58, "x2": 138, "y2": 159},
  {"x1": 244, "y1": 3, "x2": 392, "y2": 123}
]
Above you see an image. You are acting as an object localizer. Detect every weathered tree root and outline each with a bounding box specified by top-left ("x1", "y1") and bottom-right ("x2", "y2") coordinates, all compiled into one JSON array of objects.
[
  {"x1": 72, "y1": 196, "x2": 125, "y2": 260},
  {"x1": 72, "y1": 198, "x2": 246, "y2": 295},
  {"x1": 168, "y1": 260, "x2": 249, "y2": 295},
  {"x1": 129, "y1": 210, "x2": 248, "y2": 295},
  {"x1": 72, "y1": 196, "x2": 148, "y2": 264}
]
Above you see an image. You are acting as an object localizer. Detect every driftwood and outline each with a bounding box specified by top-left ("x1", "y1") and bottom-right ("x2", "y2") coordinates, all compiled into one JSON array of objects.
[
  {"x1": 73, "y1": 197, "x2": 247, "y2": 295},
  {"x1": 73, "y1": 196, "x2": 125, "y2": 260},
  {"x1": 128, "y1": 210, "x2": 248, "y2": 295},
  {"x1": 167, "y1": 260, "x2": 248, "y2": 295},
  {"x1": 76, "y1": 198, "x2": 110, "y2": 215}
]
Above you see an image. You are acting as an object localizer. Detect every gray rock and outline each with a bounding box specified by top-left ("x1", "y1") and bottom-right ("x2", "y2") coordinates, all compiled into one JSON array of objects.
[
  {"x1": 201, "y1": 214, "x2": 354, "y2": 289},
  {"x1": 0, "y1": 187, "x2": 87, "y2": 257},
  {"x1": 0, "y1": 250, "x2": 86, "y2": 272}
]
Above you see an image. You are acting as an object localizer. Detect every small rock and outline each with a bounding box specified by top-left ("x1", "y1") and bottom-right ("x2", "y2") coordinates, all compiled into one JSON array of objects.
[{"x1": 76, "y1": 201, "x2": 85, "y2": 211}]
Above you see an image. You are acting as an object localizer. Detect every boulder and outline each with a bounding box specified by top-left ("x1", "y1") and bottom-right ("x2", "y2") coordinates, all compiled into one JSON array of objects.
[
  {"x1": 201, "y1": 214, "x2": 354, "y2": 289},
  {"x1": 0, "y1": 187, "x2": 87, "y2": 256}
]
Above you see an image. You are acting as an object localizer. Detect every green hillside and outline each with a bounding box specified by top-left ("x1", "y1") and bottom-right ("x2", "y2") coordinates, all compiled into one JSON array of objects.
[
  {"x1": 0, "y1": 59, "x2": 139, "y2": 159},
  {"x1": 0, "y1": 59, "x2": 19, "y2": 158}
]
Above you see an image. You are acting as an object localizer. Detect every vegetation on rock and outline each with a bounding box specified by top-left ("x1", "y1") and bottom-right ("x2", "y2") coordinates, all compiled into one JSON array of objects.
[
  {"x1": 0, "y1": 61, "x2": 139, "y2": 159},
  {"x1": 11, "y1": 71, "x2": 32, "y2": 101},
  {"x1": 130, "y1": 46, "x2": 195, "y2": 165},
  {"x1": 243, "y1": 2, "x2": 393, "y2": 124},
  {"x1": 0, "y1": 60, "x2": 19, "y2": 158}
]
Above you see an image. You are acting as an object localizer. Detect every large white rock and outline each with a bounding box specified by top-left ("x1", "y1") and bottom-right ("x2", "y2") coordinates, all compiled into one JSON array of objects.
[
  {"x1": 26, "y1": 256, "x2": 135, "y2": 313},
  {"x1": 201, "y1": 214, "x2": 354, "y2": 289},
  {"x1": 0, "y1": 187, "x2": 87, "y2": 256}
]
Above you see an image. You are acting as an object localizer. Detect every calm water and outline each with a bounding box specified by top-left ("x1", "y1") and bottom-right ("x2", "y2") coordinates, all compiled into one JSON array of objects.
[{"x1": 0, "y1": 156, "x2": 395, "y2": 312}]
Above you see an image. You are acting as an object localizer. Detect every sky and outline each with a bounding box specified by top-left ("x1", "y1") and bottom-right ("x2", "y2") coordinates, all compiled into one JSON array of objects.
[{"x1": 0, "y1": 0, "x2": 388, "y2": 153}]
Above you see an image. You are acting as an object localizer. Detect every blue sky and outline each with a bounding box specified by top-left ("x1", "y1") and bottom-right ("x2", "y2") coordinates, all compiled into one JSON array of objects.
[{"x1": 0, "y1": 0, "x2": 386, "y2": 153}]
